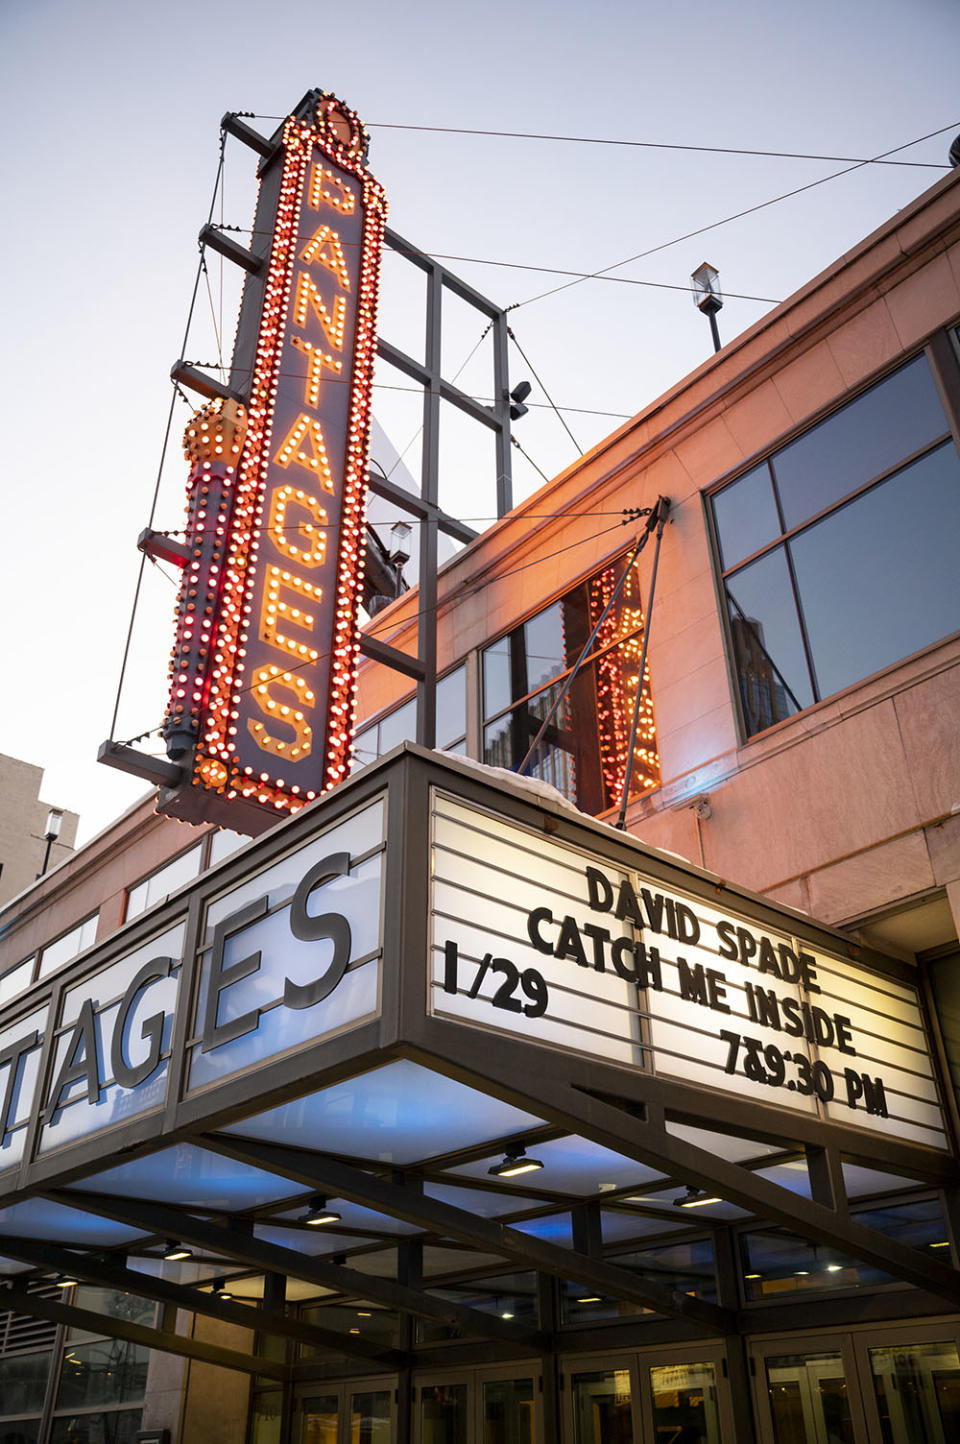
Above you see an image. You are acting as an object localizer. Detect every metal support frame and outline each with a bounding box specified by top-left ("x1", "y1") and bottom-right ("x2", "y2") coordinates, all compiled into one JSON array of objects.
[
  {"x1": 198, "y1": 1133, "x2": 732, "y2": 1333},
  {"x1": 418, "y1": 1017, "x2": 960, "y2": 1307},
  {"x1": 48, "y1": 1189, "x2": 546, "y2": 1351},
  {"x1": 0, "y1": 1235, "x2": 400, "y2": 1368},
  {"x1": 0, "y1": 1282, "x2": 290, "y2": 1381}
]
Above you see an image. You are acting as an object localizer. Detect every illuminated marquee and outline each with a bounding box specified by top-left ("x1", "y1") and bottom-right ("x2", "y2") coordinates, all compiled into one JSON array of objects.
[{"x1": 161, "y1": 94, "x2": 387, "y2": 827}]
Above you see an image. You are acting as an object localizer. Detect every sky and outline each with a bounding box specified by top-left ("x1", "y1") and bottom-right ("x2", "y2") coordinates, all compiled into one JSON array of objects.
[{"x1": 1, "y1": 0, "x2": 958, "y2": 845}]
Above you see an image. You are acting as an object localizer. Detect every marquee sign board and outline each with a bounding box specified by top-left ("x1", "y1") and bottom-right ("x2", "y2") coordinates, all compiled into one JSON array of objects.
[
  {"x1": 159, "y1": 93, "x2": 387, "y2": 830},
  {"x1": 429, "y1": 789, "x2": 948, "y2": 1151},
  {"x1": 0, "y1": 750, "x2": 951, "y2": 1200},
  {"x1": 0, "y1": 795, "x2": 385, "y2": 1170}
]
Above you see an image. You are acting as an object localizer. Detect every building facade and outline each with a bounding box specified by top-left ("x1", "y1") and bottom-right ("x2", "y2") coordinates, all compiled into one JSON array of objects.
[
  {"x1": 0, "y1": 165, "x2": 959, "y2": 1444},
  {"x1": 0, "y1": 755, "x2": 78, "y2": 909}
]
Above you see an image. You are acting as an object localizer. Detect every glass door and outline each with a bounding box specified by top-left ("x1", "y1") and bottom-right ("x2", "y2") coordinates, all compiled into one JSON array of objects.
[
  {"x1": 860, "y1": 1333, "x2": 960, "y2": 1443},
  {"x1": 415, "y1": 1365, "x2": 541, "y2": 1444},
  {"x1": 751, "y1": 1340, "x2": 862, "y2": 1444},
  {"x1": 564, "y1": 1344, "x2": 735, "y2": 1443},
  {"x1": 751, "y1": 1322, "x2": 960, "y2": 1444},
  {"x1": 296, "y1": 1379, "x2": 396, "y2": 1444}
]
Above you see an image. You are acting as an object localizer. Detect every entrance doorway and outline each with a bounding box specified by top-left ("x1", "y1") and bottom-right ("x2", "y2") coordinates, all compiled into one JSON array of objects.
[
  {"x1": 296, "y1": 1378, "x2": 396, "y2": 1443},
  {"x1": 562, "y1": 1342, "x2": 735, "y2": 1443},
  {"x1": 414, "y1": 1363, "x2": 541, "y2": 1444},
  {"x1": 750, "y1": 1321, "x2": 960, "y2": 1443}
]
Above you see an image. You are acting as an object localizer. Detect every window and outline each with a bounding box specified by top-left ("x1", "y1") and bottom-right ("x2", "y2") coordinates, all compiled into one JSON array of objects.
[
  {"x1": 712, "y1": 352, "x2": 960, "y2": 738},
  {"x1": 740, "y1": 1196, "x2": 947, "y2": 1299},
  {"x1": 37, "y1": 914, "x2": 98, "y2": 980},
  {"x1": 353, "y1": 664, "x2": 467, "y2": 769},
  {"x1": 481, "y1": 554, "x2": 659, "y2": 813},
  {"x1": 125, "y1": 843, "x2": 204, "y2": 921},
  {"x1": 0, "y1": 956, "x2": 36, "y2": 1007}
]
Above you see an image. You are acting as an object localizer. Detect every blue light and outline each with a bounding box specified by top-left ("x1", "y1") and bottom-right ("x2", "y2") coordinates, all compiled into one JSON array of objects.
[
  {"x1": 223, "y1": 1061, "x2": 545, "y2": 1164},
  {"x1": 66, "y1": 1142, "x2": 308, "y2": 1210},
  {"x1": 0, "y1": 1199, "x2": 145, "y2": 1246}
]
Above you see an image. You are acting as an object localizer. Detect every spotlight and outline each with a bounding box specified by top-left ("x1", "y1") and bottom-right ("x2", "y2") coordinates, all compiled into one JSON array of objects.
[
  {"x1": 56, "y1": 1273, "x2": 78, "y2": 1289},
  {"x1": 488, "y1": 1146, "x2": 544, "y2": 1179},
  {"x1": 163, "y1": 1240, "x2": 193, "y2": 1262},
  {"x1": 509, "y1": 380, "x2": 532, "y2": 420},
  {"x1": 213, "y1": 1277, "x2": 233, "y2": 1301},
  {"x1": 302, "y1": 1198, "x2": 342, "y2": 1227}
]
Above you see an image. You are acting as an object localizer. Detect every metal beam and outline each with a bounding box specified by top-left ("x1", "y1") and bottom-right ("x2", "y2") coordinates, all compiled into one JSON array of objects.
[
  {"x1": 170, "y1": 361, "x2": 243, "y2": 405},
  {"x1": 418, "y1": 1025, "x2": 960, "y2": 1308},
  {"x1": 0, "y1": 1236, "x2": 405, "y2": 1369},
  {"x1": 96, "y1": 740, "x2": 182, "y2": 788},
  {"x1": 199, "y1": 223, "x2": 263, "y2": 275},
  {"x1": 0, "y1": 1282, "x2": 289, "y2": 1381},
  {"x1": 50, "y1": 1190, "x2": 546, "y2": 1351},
  {"x1": 375, "y1": 339, "x2": 499, "y2": 433},
  {"x1": 359, "y1": 636, "x2": 427, "y2": 681},
  {"x1": 137, "y1": 528, "x2": 192, "y2": 568},
  {"x1": 200, "y1": 1133, "x2": 732, "y2": 1334},
  {"x1": 221, "y1": 112, "x2": 273, "y2": 158},
  {"x1": 366, "y1": 470, "x2": 478, "y2": 545}
]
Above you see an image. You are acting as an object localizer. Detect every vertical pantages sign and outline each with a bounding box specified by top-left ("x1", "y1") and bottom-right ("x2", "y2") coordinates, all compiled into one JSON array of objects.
[{"x1": 160, "y1": 94, "x2": 387, "y2": 829}]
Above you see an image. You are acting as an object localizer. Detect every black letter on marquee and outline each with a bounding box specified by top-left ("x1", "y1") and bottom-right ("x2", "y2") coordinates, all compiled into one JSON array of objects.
[
  {"x1": 201, "y1": 896, "x2": 269, "y2": 1052},
  {"x1": 0, "y1": 1030, "x2": 39, "y2": 1137},
  {"x1": 47, "y1": 999, "x2": 101, "y2": 1117},
  {"x1": 285, "y1": 852, "x2": 352, "y2": 1009},
  {"x1": 111, "y1": 956, "x2": 173, "y2": 1089},
  {"x1": 586, "y1": 867, "x2": 613, "y2": 913}
]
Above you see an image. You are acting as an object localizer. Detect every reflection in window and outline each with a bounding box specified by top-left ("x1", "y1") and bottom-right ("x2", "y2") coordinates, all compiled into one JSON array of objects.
[
  {"x1": 712, "y1": 353, "x2": 960, "y2": 738},
  {"x1": 0, "y1": 1351, "x2": 50, "y2": 1415},
  {"x1": 571, "y1": 1369, "x2": 634, "y2": 1444},
  {"x1": 741, "y1": 1196, "x2": 948, "y2": 1299},
  {"x1": 482, "y1": 554, "x2": 660, "y2": 813},
  {"x1": 650, "y1": 1362, "x2": 722, "y2": 1444},
  {"x1": 417, "y1": 1272, "x2": 538, "y2": 1343},
  {"x1": 0, "y1": 1420, "x2": 42, "y2": 1444},
  {"x1": 483, "y1": 1377, "x2": 534, "y2": 1444},
  {"x1": 765, "y1": 1353, "x2": 853, "y2": 1444},
  {"x1": 420, "y1": 1383, "x2": 468, "y2": 1444},
  {"x1": 299, "y1": 1302, "x2": 399, "y2": 1357},
  {"x1": 869, "y1": 1341, "x2": 960, "y2": 1444},
  {"x1": 562, "y1": 1238, "x2": 715, "y2": 1323},
  {"x1": 49, "y1": 1412, "x2": 141, "y2": 1444},
  {"x1": 350, "y1": 1390, "x2": 392, "y2": 1444},
  {"x1": 56, "y1": 1338, "x2": 148, "y2": 1410}
]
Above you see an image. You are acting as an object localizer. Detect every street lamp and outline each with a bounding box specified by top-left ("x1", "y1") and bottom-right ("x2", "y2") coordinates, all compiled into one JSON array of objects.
[
  {"x1": 690, "y1": 262, "x2": 723, "y2": 354},
  {"x1": 40, "y1": 808, "x2": 64, "y2": 877}
]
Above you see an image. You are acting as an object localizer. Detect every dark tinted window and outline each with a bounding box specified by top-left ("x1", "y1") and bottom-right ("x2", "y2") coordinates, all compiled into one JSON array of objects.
[
  {"x1": 712, "y1": 352, "x2": 960, "y2": 738},
  {"x1": 772, "y1": 355, "x2": 948, "y2": 528}
]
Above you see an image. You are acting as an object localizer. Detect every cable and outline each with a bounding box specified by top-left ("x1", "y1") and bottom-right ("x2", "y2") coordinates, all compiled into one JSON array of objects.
[
  {"x1": 175, "y1": 361, "x2": 633, "y2": 420},
  {"x1": 510, "y1": 434, "x2": 551, "y2": 485},
  {"x1": 208, "y1": 222, "x2": 782, "y2": 304},
  {"x1": 108, "y1": 130, "x2": 228, "y2": 743},
  {"x1": 507, "y1": 325, "x2": 583, "y2": 455},
  {"x1": 512, "y1": 121, "x2": 960, "y2": 311},
  {"x1": 251, "y1": 115, "x2": 952, "y2": 169}
]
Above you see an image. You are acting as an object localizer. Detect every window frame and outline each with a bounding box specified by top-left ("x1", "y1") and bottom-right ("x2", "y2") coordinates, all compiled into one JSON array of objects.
[{"x1": 706, "y1": 335, "x2": 960, "y2": 745}]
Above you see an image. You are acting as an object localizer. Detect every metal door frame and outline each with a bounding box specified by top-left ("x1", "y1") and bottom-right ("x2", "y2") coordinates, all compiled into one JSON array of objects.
[{"x1": 412, "y1": 1358, "x2": 543, "y2": 1444}]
